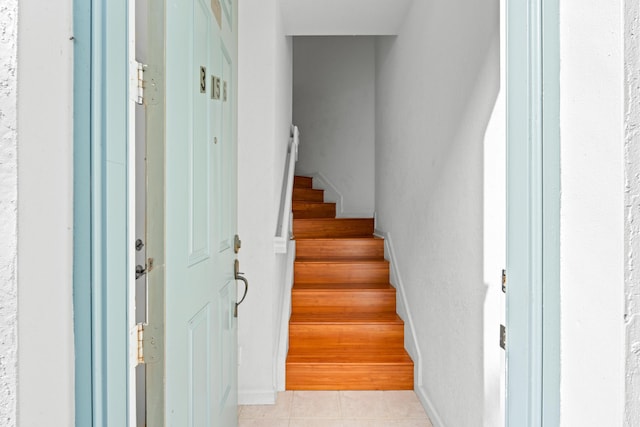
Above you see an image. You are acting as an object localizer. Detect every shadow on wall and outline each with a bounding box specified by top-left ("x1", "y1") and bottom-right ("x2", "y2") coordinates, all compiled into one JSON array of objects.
[{"x1": 374, "y1": 0, "x2": 502, "y2": 426}]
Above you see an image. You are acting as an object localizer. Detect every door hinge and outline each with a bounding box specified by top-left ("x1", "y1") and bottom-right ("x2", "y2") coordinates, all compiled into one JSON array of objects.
[
  {"x1": 500, "y1": 324, "x2": 506, "y2": 350},
  {"x1": 502, "y1": 269, "x2": 507, "y2": 293},
  {"x1": 135, "y1": 264, "x2": 147, "y2": 279},
  {"x1": 131, "y1": 61, "x2": 147, "y2": 105},
  {"x1": 136, "y1": 323, "x2": 145, "y2": 364}
]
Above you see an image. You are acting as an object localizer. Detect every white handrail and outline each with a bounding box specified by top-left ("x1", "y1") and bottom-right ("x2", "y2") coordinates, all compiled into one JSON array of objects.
[{"x1": 274, "y1": 125, "x2": 299, "y2": 253}]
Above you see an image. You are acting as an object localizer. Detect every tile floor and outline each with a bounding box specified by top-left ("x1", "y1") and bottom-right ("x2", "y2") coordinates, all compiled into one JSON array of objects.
[{"x1": 239, "y1": 390, "x2": 433, "y2": 427}]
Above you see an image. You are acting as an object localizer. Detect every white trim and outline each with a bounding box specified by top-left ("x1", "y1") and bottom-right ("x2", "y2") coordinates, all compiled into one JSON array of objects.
[
  {"x1": 275, "y1": 239, "x2": 296, "y2": 391},
  {"x1": 308, "y1": 171, "x2": 374, "y2": 218},
  {"x1": 308, "y1": 172, "x2": 342, "y2": 214},
  {"x1": 274, "y1": 126, "x2": 299, "y2": 253},
  {"x1": 374, "y1": 228, "x2": 445, "y2": 427},
  {"x1": 238, "y1": 390, "x2": 278, "y2": 405},
  {"x1": 414, "y1": 385, "x2": 446, "y2": 427},
  {"x1": 127, "y1": 0, "x2": 138, "y2": 424}
]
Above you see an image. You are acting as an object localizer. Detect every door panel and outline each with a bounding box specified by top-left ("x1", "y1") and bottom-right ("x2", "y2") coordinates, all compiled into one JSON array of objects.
[
  {"x1": 221, "y1": 0, "x2": 232, "y2": 27},
  {"x1": 165, "y1": 0, "x2": 238, "y2": 425},
  {"x1": 218, "y1": 281, "x2": 234, "y2": 406},
  {"x1": 189, "y1": 305, "x2": 211, "y2": 426}
]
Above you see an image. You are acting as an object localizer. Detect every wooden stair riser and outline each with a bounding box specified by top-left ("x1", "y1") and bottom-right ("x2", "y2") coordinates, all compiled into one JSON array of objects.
[
  {"x1": 294, "y1": 176, "x2": 313, "y2": 188},
  {"x1": 288, "y1": 323, "x2": 405, "y2": 351},
  {"x1": 294, "y1": 261, "x2": 389, "y2": 284},
  {"x1": 291, "y1": 288, "x2": 397, "y2": 314},
  {"x1": 286, "y1": 363, "x2": 413, "y2": 390},
  {"x1": 293, "y1": 202, "x2": 336, "y2": 219},
  {"x1": 296, "y1": 238, "x2": 384, "y2": 259},
  {"x1": 293, "y1": 218, "x2": 374, "y2": 238},
  {"x1": 293, "y1": 188, "x2": 324, "y2": 202}
]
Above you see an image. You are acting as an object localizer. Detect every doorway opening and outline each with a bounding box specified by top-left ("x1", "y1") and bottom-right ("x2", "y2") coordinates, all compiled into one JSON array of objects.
[{"x1": 286, "y1": 18, "x2": 505, "y2": 425}]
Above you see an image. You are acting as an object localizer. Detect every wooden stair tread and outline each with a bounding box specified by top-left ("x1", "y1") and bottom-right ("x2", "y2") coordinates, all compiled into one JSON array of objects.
[
  {"x1": 294, "y1": 258, "x2": 390, "y2": 284},
  {"x1": 292, "y1": 283, "x2": 397, "y2": 315},
  {"x1": 296, "y1": 236, "x2": 380, "y2": 240},
  {"x1": 290, "y1": 312, "x2": 403, "y2": 324},
  {"x1": 292, "y1": 201, "x2": 336, "y2": 219},
  {"x1": 295, "y1": 257, "x2": 387, "y2": 263},
  {"x1": 294, "y1": 176, "x2": 313, "y2": 188},
  {"x1": 292, "y1": 188, "x2": 324, "y2": 202},
  {"x1": 287, "y1": 349, "x2": 413, "y2": 364},
  {"x1": 293, "y1": 282, "x2": 394, "y2": 290},
  {"x1": 295, "y1": 217, "x2": 372, "y2": 222},
  {"x1": 293, "y1": 218, "x2": 374, "y2": 236},
  {"x1": 293, "y1": 201, "x2": 333, "y2": 206},
  {"x1": 296, "y1": 238, "x2": 384, "y2": 259}
]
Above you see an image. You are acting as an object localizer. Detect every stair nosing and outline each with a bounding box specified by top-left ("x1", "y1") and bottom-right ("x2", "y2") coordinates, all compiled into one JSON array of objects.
[
  {"x1": 286, "y1": 349, "x2": 413, "y2": 364},
  {"x1": 292, "y1": 284, "x2": 395, "y2": 291},
  {"x1": 294, "y1": 258, "x2": 389, "y2": 263},
  {"x1": 294, "y1": 218, "x2": 373, "y2": 222},
  {"x1": 289, "y1": 314, "x2": 403, "y2": 325}
]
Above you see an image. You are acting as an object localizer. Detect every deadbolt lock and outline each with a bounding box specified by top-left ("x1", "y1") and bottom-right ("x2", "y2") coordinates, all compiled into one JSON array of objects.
[{"x1": 234, "y1": 234, "x2": 242, "y2": 253}]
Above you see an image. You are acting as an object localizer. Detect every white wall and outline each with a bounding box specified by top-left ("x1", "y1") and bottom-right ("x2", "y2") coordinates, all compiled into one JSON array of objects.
[
  {"x1": 16, "y1": 0, "x2": 75, "y2": 425},
  {"x1": 482, "y1": 1, "x2": 506, "y2": 424},
  {"x1": 294, "y1": 36, "x2": 375, "y2": 217},
  {"x1": 238, "y1": 0, "x2": 292, "y2": 404},
  {"x1": 625, "y1": 0, "x2": 640, "y2": 423},
  {"x1": 280, "y1": 0, "x2": 413, "y2": 36},
  {"x1": 559, "y1": 0, "x2": 625, "y2": 425},
  {"x1": 0, "y1": 2, "x2": 18, "y2": 425},
  {"x1": 374, "y1": 0, "x2": 501, "y2": 425}
]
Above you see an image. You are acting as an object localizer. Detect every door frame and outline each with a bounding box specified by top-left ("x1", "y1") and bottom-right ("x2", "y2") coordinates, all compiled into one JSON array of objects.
[
  {"x1": 505, "y1": 0, "x2": 560, "y2": 425},
  {"x1": 73, "y1": 0, "x2": 131, "y2": 424},
  {"x1": 73, "y1": 0, "x2": 562, "y2": 423}
]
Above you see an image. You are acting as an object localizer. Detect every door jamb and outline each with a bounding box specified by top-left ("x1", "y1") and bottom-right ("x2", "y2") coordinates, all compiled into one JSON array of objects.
[
  {"x1": 73, "y1": 0, "x2": 131, "y2": 424},
  {"x1": 505, "y1": 0, "x2": 560, "y2": 425}
]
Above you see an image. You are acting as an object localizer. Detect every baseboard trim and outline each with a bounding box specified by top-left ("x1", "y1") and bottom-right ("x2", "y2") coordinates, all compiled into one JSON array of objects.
[
  {"x1": 309, "y1": 172, "x2": 343, "y2": 215},
  {"x1": 306, "y1": 172, "x2": 372, "y2": 218},
  {"x1": 415, "y1": 384, "x2": 446, "y2": 427},
  {"x1": 374, "y1": 228, "x2": 445, "y2": 427},
  {"x1": 238, "y1": 389, "x2": 277, "y2": 405}
]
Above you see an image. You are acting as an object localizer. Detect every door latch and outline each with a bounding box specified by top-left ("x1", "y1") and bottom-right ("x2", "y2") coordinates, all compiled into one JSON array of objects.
[{"x1": 234, "y1": 259, "x2": 248, "y2": 317}]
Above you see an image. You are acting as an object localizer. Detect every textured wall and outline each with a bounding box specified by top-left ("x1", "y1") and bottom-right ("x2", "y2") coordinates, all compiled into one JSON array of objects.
[
  {"x1": 625, "y1": 0, "x2": 640, "y2": 423},
  {"x1": 559, "y1": 0, "x2": 625, "y2": 424},
  {"x1": 374, "y1": 0, "x2": 500, "y2": 424},
  {"x1": 17, "y1": 0, "x2": 75, "y2": 424},
  {"x1": 238, "y1": 0, "x2": 293, "y2": 404},
  {"x1": 0, "y1": 2, "x2": 18, "y2": 425}
]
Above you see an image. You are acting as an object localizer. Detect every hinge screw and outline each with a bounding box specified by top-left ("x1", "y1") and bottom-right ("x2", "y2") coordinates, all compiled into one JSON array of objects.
[
  {"x1": 501, "y1": 269, "x2": 506, "y2": 293},
  {"x1": 136, "y1": 264, "x2": 147, "y2": 279}
]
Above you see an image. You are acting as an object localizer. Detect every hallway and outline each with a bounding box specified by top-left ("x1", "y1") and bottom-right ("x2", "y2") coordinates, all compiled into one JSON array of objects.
[{"x1": 239, "y1": 390, "x2": 433, "y2": 426}]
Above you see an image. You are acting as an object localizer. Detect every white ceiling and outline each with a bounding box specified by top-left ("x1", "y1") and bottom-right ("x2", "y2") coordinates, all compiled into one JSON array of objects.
[{"x1": 279, "y1": 0, "x2": 414, "y2": 36}]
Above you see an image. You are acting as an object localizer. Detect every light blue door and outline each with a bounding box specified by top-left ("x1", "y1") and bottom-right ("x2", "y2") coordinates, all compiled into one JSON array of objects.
[{"x1": 165, "y1": 0, "x2": 239, "y2": 425}]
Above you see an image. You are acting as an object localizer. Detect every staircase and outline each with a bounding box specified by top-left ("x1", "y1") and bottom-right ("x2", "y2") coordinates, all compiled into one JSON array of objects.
[{"x1": 285, "y1": 175, "x2": 414, "y2": 390}]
